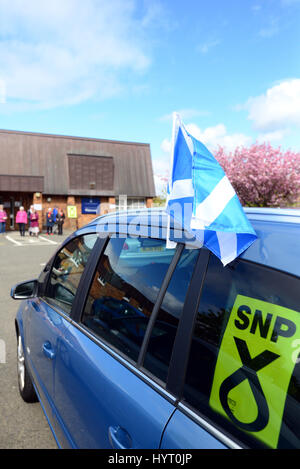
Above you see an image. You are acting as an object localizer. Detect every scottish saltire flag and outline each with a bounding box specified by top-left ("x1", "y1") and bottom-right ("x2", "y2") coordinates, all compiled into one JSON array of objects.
[{"x1": 166, "y1": 113, "x2": 257, "y2": 266}]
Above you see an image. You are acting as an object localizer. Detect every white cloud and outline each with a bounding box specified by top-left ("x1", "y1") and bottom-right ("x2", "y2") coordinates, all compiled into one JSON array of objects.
[
  {"x1": 197, "y1": 39, "x2": 220, "y2": 54},
  {"x1": 0, "y1": 79, "x2": 6, "y2": 104},
  {"x1": 0, "y1": 0, "x2": 158, "y2": 110},
  {"x1": 185, "y1": 123, "x2": 252, "y2": 152},
  {"x1": 159, "y1": 109, "x2": 210, "y2": 122},
  {"x1": 153, "y1": 122, "x2": 252, "y2": 194},
  {"x1": 160, "y1": 138, "x2": 172, "y2": 154},
  {"x1": 281, "y1": 0, "x2": 300, "y2": 5},
  {"x1": 152, "y1": 140, "x2": 171, "y2": 195},
  {"x1": 245, "y1": 79, "x2": 300, "y2": 132},
  {"x1": 257, "y1": 129, "x2": 290, "y2": 143},
  {"x1": 258, "y1": 17, "x2": 280, "y2": 38},
  {"x1": 252, "y1": 4, "x2": 262, "y2": 12},
  {"x1": 161, "y1": 122, "x2": 252, "y2": 157}
]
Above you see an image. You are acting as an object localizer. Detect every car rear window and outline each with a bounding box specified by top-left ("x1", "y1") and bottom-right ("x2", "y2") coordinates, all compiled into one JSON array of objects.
[{"x1": 183, "y1": 255, "x2": 300, "y2": 449}]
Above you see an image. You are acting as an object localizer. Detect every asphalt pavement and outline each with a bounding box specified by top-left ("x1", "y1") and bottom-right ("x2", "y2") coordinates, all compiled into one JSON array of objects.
[{"x1": 0, "y1": 230, "x2": 70, "y2": 449}]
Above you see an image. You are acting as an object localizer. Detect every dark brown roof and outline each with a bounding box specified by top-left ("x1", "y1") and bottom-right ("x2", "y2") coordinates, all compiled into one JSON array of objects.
[{"x1": 0, "y1": 129, "x2": 156, "y2": 197}]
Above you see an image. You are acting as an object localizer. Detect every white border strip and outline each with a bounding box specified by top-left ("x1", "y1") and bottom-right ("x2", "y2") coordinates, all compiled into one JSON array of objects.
[
  {"x1": 39, "y1": 236, "x2": 58, "y2": 245},
  {"x1": 168, "y1": 178, "x2": 194, "y2": 200},
  {"x1": 5, "y1": 235, "x2": 22, "y2": 246},
  {"x1": 191, "y1": 176, "x2": 235, "y2": 229}
]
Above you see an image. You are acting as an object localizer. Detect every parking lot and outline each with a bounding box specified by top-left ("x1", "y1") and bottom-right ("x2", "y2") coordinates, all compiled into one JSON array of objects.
[{"x1": 0, "y1": 230, "x2": 70, "y2": 449}]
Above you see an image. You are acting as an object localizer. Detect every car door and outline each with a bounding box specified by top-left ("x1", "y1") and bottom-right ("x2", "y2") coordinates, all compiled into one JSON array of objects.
[
  {"x1": 23, "y1": 283, "x2": 70, "y2": 422},
  {"x1": 24, "y1": 297, "x2": 71, "y2": 422},
  {"x1": 52, "y1": 234, "x2": 201, "y2": 448},
  {"x1": 24, "y1": 233, "x2": 98, "y2": 441},
  {"x1": 161, "y1": 254, "x2": 300, "y2": 449}
]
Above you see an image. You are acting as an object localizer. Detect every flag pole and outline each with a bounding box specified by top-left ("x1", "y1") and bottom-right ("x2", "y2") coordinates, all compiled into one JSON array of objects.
[{"x1": 166, "y1": 112, "x2": 179, "y2": 249}]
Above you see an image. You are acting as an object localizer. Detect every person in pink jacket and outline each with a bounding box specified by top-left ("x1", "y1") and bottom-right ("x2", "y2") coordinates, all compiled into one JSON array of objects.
[
  {"x1": 16, "y1": 206, "x2": 28, "y2": 236},
  {"x1": 29, "y1": 209, "x2": 39, "y2": 237},
  {"x1": 0, "y1": 204, "x2": 7, "y2": 234}
]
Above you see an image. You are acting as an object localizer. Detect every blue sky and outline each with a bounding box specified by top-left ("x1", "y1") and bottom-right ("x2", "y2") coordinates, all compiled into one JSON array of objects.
[{"x1": 0, "y1": 0, "x2": 300, "y2": 194}]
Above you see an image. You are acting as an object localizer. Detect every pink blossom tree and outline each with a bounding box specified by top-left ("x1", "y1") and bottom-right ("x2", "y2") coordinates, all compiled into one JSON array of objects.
[{"x1": 215, "y1": 143, "x2": 300, "y2": 207}]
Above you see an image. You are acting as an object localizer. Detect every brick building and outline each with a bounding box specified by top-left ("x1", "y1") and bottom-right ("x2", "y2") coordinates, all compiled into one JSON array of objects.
[{"x1": 0, "y1": 129, "x2": 156, "y2": 232}]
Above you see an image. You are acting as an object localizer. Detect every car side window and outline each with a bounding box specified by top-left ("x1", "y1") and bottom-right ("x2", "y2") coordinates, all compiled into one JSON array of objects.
[
  {"x1": 142, "y1": 248, "x2": 199, "y2": 382},
  {"x1": 44, "y1": 234, "x2": 97, "y2": 315},
  {"x1": 182, "y1": 254, "x2": 300, "y2": 449},
  {"x1": 81, "y1": 236, "x2": 177, "y2": 363}
]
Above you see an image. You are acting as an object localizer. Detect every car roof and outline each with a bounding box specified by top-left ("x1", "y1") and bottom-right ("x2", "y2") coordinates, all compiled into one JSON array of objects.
[{"x1": 84, "y1": 207, "x2": 300, "y2": 277}]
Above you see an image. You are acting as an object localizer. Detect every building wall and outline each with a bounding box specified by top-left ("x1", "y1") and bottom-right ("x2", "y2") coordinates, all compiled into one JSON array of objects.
[
  {"x1": 0, "y1": 130, "x2": 156, "y2": 233},
  {"x1": 0, "y1": 130, "x2": 156, "y2": 198},
  {"x1": 0, "y1": 191, "x2": 153, "y2": 233},
  {"x1": 40, "y1": 195, "x2": 152, "y2": 231},
  {"x1": 39, "y1": 194, "x2": 112, "y2": 231}
]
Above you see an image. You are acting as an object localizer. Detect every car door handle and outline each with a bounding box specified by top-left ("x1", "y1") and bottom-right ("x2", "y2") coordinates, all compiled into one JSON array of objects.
[
  {"x1": 42, "y1": 341, "x2": 55, "y2": 360},
  {"x1": 108, "y1": 426, "x2": 132, "y2": 449}
]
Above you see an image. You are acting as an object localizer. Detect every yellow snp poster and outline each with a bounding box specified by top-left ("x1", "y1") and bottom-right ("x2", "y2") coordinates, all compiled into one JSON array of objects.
[
  {"x1": 67, "y1": 205, "x2": 77, "y2": 219},
  {"x1": 209, "y1": 295, "x2": 300, "y2": 448}
]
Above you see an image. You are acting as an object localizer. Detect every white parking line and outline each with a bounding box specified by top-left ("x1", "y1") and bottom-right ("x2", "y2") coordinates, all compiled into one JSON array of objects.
[
  {"x1": 5, "y1": 235, "x2": 22, "y2": 246},
  {"x1": 39, "y1": 235, "x2": 58, "y2": 245}
]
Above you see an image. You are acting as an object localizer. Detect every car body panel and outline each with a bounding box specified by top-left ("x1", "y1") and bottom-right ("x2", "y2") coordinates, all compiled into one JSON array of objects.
[
  {"x1": 160, "y1": 409, "x2": 228, "y2": 449},
  {"x1": 47, "y1": 322, "x2": 177, "y2": 449},
  {"x1": 13, "y1": 207, "x2": 300, "y2": 449},
  {"x1": 19, "y1": 298, "x2": 72, "y2": 444}
]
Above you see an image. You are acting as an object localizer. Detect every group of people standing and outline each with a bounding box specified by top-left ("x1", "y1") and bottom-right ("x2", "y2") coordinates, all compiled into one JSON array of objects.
[
  {"x1": 46, "y1": 207, "x2": 65, "y2": 235},
  {"x1": 15, "y1": 205, "x2": 42, "y2": 237},
  {"x1": 16, "y1": 206, "x2": 37, "y2": 237},
  {"x1": 0, "y1": 204, "x2": 65, "y2": 237}
]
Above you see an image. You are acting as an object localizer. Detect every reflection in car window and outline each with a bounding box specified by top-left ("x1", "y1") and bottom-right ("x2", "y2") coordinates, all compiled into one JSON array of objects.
[
  {"x1": 143, "y1": 248, "x2": 199, "y2": 382},
  {"x1": 45, "y1": 234, "x2": 97, "y2": 315},
  {"x1": 81, "y1": 237, "x2": 176, "y2": 362},
  {"x1": 183, "y1": 255, "x2": 300, "y2": 449}
]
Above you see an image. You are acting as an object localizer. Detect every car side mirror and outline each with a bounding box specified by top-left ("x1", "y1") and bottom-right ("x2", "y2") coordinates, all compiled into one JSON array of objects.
[{"x1": 10, "y1": 280, "x2": 38, "y2": 300}]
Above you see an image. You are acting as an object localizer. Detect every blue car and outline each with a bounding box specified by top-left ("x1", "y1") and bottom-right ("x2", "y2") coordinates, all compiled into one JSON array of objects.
[{"x1": 11, "y1": 207, "x2": 300, "y2": 449}]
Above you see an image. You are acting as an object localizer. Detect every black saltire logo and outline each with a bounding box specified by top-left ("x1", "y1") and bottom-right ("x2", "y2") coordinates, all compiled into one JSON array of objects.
[{"x1": 219, "y1": 337, "x2": 280, "y2": 431}]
